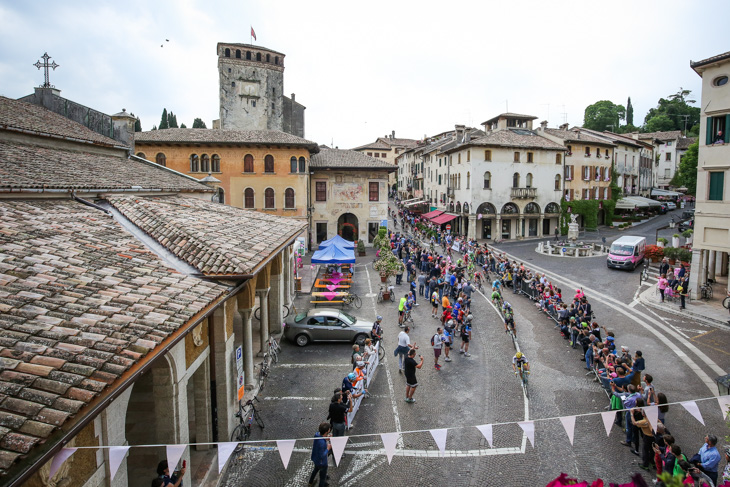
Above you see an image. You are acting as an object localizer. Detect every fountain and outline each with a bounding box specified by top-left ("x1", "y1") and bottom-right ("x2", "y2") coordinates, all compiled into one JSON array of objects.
[{"x1": 536, "y1": 215, "x2": 610, "y2": 258}]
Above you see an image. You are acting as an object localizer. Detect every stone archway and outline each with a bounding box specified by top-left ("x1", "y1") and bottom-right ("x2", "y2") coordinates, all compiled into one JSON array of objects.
[{"x1": 337, "y1": 213, "x2": 359, "y2": 241}]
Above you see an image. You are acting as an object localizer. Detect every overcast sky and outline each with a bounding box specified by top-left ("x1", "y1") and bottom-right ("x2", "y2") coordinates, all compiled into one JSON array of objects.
[{"x1": 1, "y1": 0, "x2": 727, "y2": 149}]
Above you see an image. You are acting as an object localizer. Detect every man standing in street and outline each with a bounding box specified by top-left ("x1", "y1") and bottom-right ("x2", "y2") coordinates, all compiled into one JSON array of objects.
[
  {"x1": 398, "y1": 294, "x2": 407, "y2": 326},
  {"x1": 395, "y1": 326, "x2": 416, "y2": 372},
  {"x1": 692, "y1": 434, "x2": 721, "y2": 486},
  {"x1": 308, "y1": 422, "x2": 332, "y2": 487},
  {"x1": 459, "y1": 317, "x2": 472, "y2": 357},
  {"x1": 418, "y1": 271, "x2": 427, "y2": 297},
  {"x1": 432, "y1": 327, "x2": 445, "y2": 370},
  {"x1": 404, "y1": 348, "x2": 424, "y2": 403},
  {"x1": 328, "y1": 392, "x2": 352, "y2": 437}
]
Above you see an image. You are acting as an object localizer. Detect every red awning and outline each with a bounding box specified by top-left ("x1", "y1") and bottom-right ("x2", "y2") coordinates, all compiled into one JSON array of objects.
[
  {"x1": 422, "y1": 210, "x2": 444, "y2": 219},
  {"x1": 431, "y1": 213, "x2": 459, "y2": 225}
]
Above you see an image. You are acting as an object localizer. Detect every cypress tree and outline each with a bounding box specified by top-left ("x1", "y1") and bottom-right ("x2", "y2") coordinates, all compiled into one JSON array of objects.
[
  {"x1": 134, "y1": 116, "x2": 142, "y2": 132},
  {"x1": 626, "y1": 97, "x2": 633, "y2": 126},
  {"x1": 159, "y1": 108, "x2": 169, "y2": 129}
]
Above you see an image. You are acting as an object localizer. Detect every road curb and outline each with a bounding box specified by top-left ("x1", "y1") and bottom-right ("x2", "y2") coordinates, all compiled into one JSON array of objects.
[{"x1": 637, "y1": 285, "x2": 729, "y2": 328}]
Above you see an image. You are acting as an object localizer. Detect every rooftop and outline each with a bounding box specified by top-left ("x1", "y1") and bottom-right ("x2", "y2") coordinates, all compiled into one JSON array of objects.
[
  {"x1": 134, "y1": 128, "x2": 320, "y2": 153},
  {"x1": 677, "y1": 137, "x2": 698, "y2": 150},
  {"x1": 351, "y1": 139, "x2": 392, "y2": 151},
  {"x1": 481, "y1": 113, "x2": 538, "y2": 126},
  {"x1": 0, "y1": 199, "x2": 229, "y2": 475},
  {"x1": 636, "y1": 130, "x2": 683, "y2": 142},
  {"x1": 310, "y1": 148, "x2": 397, "y2": 171},
  {"x1": 0, "y1": 97, "x2": 121, "y2": 148},
  {"x1": 0, "y1": 141, "x2": 209, "y2": 192},
  {"x1": 446, "y1": 128, "x2": 565, "y2": 153},
  {"x1": 216, "y1": 42, "x2": 286, "y2": 57},
  {"x1": 542, "y1": 128, "x2": 616, "y2": 147},
  {"x1": 690, "y1": 51, "x2": 730, "y2": 72},
  {"x1": 107, "y1": 195, "x2": 307, "y2": 276}
]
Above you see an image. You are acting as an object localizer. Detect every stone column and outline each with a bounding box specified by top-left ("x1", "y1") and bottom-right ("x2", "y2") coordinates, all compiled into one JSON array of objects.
[
  {"x1": 495, "y1": 216, "x2": 501, "y2": 240},
  {"x1": 257, "y1": 288, "x2": 270, "y2": 355},
  {"x1": 538, "y1": 215, "x2": 544, "y2": 237},
  {"x1": 518, "y1": 217, "x2": 524, "y2": 239},
  {"x1": 193, "y1": 356, "x2": 212, "y2": 450},
  {"x1": 282, "y1": 246, "x2": 293, "y2": 307},
  {"x1": 688, "y1": 248, "x2": 703, "y2": 296},
  {"x1": 211, "y1": 304, "x2": 236, "y2": 442},
  {"x1": 467, "y1": 214, "x2": 476, "y2": 240},
  {"x1": 240, "y1": 308, "x2": 255, "y2": 388},
  {"x1": 269, "y1": 274, "x2": 284, "y2": 333},
  {"x1": 708, "y1": 251, "x2": 717, "y2": 280}
]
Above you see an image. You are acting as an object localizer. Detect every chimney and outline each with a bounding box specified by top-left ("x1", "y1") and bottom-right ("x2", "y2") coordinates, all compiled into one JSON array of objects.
[
  {"x1": 111, "y1": 108, "x2": 136, "y2": 151},
  {"x1": 559, "y1": 123, "x2": 569, "y2": 131},
  {"x1": 455, "y1": 124, "x2": 466, "y2": 143},
  {"x1": 291, "y1": 93, "x2": 295, "y2": 101},
  {"x1": 540, "y1": 120, "x2": 548, "y2": 130},
  {"x1": 391, "y1": 130, "x2": 395, "y2": 139}
]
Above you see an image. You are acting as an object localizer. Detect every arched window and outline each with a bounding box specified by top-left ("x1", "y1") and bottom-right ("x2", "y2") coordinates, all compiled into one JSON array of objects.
[
  {"x1": 224, "y1": 48, "x2": 230, "y2": 57},
  {"x1": 299, "y1": 156, "x2": 306, "y2": 173},
  {"x1": 477, "y1": 202, "x2": 496, "y2": 215},
  {"x1": 201, "y1": 154, "x2": 210, "y2": 173},
  {"x1": 290, "y1": 156, "x2": 297, "y2": 173},
  {"x1": 466, "y1": 172, "x2": 470, "y2": 189},
  {"x1": 156, "y1": 153, "x2": 166, "y2": 167},
  {"x1": 264, "y1": 154, "x2": 274, "y2": 173},
  {"x1": 512, "y1": 172, "x2": 520, "y2": 188},
  {"x1": 545, "y1": 202, "x2": 560, "y2": 214},
  {"x1": 285, "y1": 188, "x2": 295, "y2": 208},
  {"x1": 190, "y1": 154, "x2": 199, "y2": 172},
  {"x1": 266, "y1": 53, "x2": 270, "y2": 62},
  {"x1": 244, "y1": 188, "x2": 254, "y2": 209},
  {"x1": 526, "y1": 173, "x2": 533, "y2": 188},
  {"x1": 554, "y1": 174, "x2": 561, "y2": 190},
  {"x1": 256, "y1": 52, "x2": 262, "y2": 62},
  {"x1": 212, "y1": 155, "x2": 220, "y2": 172},
  {"x1": 524, "y1": 202, "x2": 540, "y2": 214},
  {"x1": 501, "y1": 202, "x2": 519, "y2": 214},
  {"x1": 456, "y1": 202, "x2": 462, "y2": 213},
  {"x1": 264, "y1": 188, "x2": 275, "y2": 209},
  {"x1": 246, "y1": 51, "x2": 251, "y2": 60},
  {"x1": 483, "y1": 171, "x2": 491, "y2": 189},
  {"x1": 136, "y1": 152, "x2": 146, "y2": 159},
  {"x1": 236, "y1": 49, "x2": 241, "y2": 59},
  {"x1": 463, "y1": 203, "x2": 469, "y2": 213},
  {"x1": 244, "y1": 154, "x2": 254, "y2": 173}
]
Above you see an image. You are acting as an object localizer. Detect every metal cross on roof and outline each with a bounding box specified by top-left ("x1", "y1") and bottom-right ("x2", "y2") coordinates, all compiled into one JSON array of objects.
[{"x1": 33, "y1": 52, "x2": 59, "y2": 88}]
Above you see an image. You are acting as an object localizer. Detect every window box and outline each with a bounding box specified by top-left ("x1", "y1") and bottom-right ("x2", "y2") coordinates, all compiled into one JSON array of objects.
[
  {"x1": 566, "y1": 152, "x2": 572, "y2": 156},
  {"x1": 605, "y1": 155, "x2": 610, "y2": 159}
]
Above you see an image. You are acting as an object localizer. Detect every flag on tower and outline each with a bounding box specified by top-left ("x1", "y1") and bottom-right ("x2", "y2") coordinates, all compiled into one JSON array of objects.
[{"x1": 251, "y1": 27, "x2": 257, "y2": 41}]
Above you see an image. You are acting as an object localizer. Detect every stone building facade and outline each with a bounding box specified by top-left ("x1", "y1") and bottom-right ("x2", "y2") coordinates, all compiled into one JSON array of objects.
[{"x1": 352, "y1": 132, "x2": 419, "y2": 190}]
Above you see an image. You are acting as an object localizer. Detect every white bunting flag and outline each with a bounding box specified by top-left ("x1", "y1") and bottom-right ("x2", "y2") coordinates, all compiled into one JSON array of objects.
[
  {"x1": 217, "y1": 442, "x2": 238, "y2": 473},
  {"x1": 475, "y1": 424, "x2": 493, "y2": 447},
  {"x1": 330, "y1": 436, "x2": 348, "y2": 466},
  {"x1": 680, "y1": 401, "x2": 704, "y2": 425},
  {"x1": 166, "y1": 445, "x2": 187, "y2": 475},
  {"x1": 108, "y1": 446, "x2": 130, "y2": 480},
  {"x1": 644, "y1": 405, "x2": 659, "y2": 432},
  {"x1": 601, "y1": 411, "x2": 615, "y2": 437},
  {"x1": 49, "y1": 448, "x2": 77, "y2": 478},
  {"x1": 518, "y1": 421, "x2": 535, "y2": 448},
  {"x1": 718, "y1": 395, "x2": 730, "y2": 418},
  {"x1": 429, "y1": 428, "x2": 448, "y2": 456},
  {"x1": 276, "y1": 440, "x2": 296, "y2": 469},
  {"x1": 380, "y1": 433, "x2": 399, "y2": 464},
  {"x1": 559, "y1": 416, "x2": 576, "y2": 445}
]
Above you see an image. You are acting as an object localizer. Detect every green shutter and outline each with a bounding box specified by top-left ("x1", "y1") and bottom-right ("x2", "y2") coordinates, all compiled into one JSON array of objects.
[
  {"x1": 726, "y1": 115, "x2": 730, "y2": 144},
  {"x1": 706, "y1": 116, "x2": 713, "y2": 145},
  {"x1": 709, "y1": 172, "x2": 725, "y2": 201}
]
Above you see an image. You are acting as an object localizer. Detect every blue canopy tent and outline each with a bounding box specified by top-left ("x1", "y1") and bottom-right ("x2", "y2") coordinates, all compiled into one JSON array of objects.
[
  {"x1": 311, "y1": 244, "x2": 356, "y2": 264},
  {"x1": 319, "y1": 234, "x2": 355, "y2": 250}
]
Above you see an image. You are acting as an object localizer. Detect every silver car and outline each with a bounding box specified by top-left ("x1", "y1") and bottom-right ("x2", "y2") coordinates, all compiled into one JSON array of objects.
[{"x1": 284, "y1": 308, "x2": 372, "y2": 347}]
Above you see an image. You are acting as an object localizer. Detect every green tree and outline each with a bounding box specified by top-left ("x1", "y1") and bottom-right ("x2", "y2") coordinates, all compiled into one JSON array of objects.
[
  {"x1": 643, "y1": 88, "x2": 700, "y2": 133},
  {"x1": 626, "y1": 97, "x2": 633, "y2": 126},
  {"x1": 583, "y1": 100, "x2": 625, "y2": 132},
  {"x1": 168, "y1": 111, "x2": 178, "y2": 128},
  {"x1": 159, "y1": 108, "x2": 169, "y2": 129},
  {"x1": 644, "y1": 114, "x2": 675, "y2": 132},
  {"x1": 192, "y1": 118, "x2": 207, "y2": 129},
  {"x1": 134, "y1": 116, "x2": 142, "y2": 132},
  {"x1": 151, "y1": 124, "x2": 157, "y2": 130},
  {"x1": 675, "y1": 140, "x2": 698, "y2": 195},
  {"x1": 180, "y1": 123, "x2": 187, "y2": 128}
]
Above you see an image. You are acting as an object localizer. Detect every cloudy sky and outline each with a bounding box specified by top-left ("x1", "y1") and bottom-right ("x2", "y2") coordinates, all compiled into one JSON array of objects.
[{"x1": 1, "y1": 0, "x2": 727, "y2": 148}]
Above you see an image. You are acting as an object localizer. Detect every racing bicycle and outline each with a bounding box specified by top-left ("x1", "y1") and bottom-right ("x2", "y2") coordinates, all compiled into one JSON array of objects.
[
  {"x1": 516, "y1": 365, "x2": 529, "y2": 398},
  {"x1": 342, "y1": 293, "x2": 362, "y2": 309},
  {"x1": 231, "y1": 396, "x2": 265, "y2": 452},
  {"x1": 377, "y1": 285, "x2": 395, "y2": 303}
]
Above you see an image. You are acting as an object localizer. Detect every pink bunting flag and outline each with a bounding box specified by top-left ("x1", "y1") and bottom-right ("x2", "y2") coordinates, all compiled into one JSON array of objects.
[
  {"x1": 276, "y1": 440, "x2": 296, "y2": 469},
  {"x1": 166, "y1": 445, "x2": 186, "y2": 476},
  {"x1": 49, "y1": 448, "x2": 77, "y2": 478},
  {"x1": 644, "y1": 405, "x2": 659, "y2": 432},
  {"x1": 326, "y1": 285, "x2": 339, "y2": 291},
  {"x1": 601, "y1": 411, "x2": 615, "y2": 437},
  {"x1": 108, "y1": 446, "x2": 130, "y2": 480},
  {"x1": 217, "y1": 442, "x2": 238, "y2": 473},
  {"x1": 380, "y1": 433, "x2": 399, "y2": 464},
  {"x1": 429, "y1": 428, "x2": 448, "y2": 456},
  {"x1": 328, "y1": 278, "x2": 343, "y2": 284},
  {"x1": 559, "y1": 416, "x2": 576, "y2": 446},
  {"x1": 680, "y1": 401, "x2": 704, "y2": 425},
  {"x1": 475, "y1": 424, "x2": 493, "y2": 447},
  {"x1": 518, "y1": 421, "x2": 535, "y2": 448},
  {"x1": 322, "y1": 292, "x2": 337, "y2": 301},
  {"x1": 330, "y1": 436, "x2": 348, "y2": 466},
  {"x1": 718, "y1": 395, "x2": 730, "y2": 419}
]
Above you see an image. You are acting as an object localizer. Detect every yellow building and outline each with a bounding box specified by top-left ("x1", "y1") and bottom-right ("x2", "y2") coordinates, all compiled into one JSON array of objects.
[{"x1": 134, "y1": 128, "x2": 319, "y2": 223}]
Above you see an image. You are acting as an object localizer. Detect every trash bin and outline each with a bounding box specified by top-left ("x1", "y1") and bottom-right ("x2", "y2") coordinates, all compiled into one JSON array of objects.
[{"x1": 295, "y1": 277, "x2": 302, "y2": 291}]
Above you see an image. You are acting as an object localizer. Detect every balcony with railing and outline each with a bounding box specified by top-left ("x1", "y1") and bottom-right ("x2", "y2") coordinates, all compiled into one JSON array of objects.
[
  {"x1": 510, "y1": 187, "x2": 537, "y2": 199},
  {"x1": 447, "y1": 187, "x2": 455, "y2": 198}
]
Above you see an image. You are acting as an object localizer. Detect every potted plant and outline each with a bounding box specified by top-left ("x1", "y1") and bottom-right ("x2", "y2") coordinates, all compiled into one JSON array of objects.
[
  {"x1": 663, "y1": 247, "x2": 678, "y2": 265},
  {"x1": 645, "y1": 244, "x2": 664, "y2": 263},
  {"x1": 672, "y1": 233, "x2": 680, "y2": 248},
  {"x1": 682, "y1": 229, "x2": 693, "y2": 245},
  {"x1": 677, "y1": 248, "x2": 692, "y2": 266},
  {"x1": 373, "y1": 250, "x2": 404, "y2": 283},
  {"x1": 357, "y1": 239, "x2": 366, "y2": 257},
  {"x1": 657, "y1": 237, "x2": 668, "y2": 248}
]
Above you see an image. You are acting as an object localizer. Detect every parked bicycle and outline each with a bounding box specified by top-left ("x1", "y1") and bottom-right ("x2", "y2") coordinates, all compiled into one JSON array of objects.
[
  {"x1": 402, "y1": 309, "x2": 414, "y2": 328},
  {"x1": 268, "y1": 335, "x2": 281, "y2": 363},
  {"x1": 377, "y1": 285, "x2": 395, "y2": 303},
  {"x1": 257, "y1": 353, "x2": 270, "y2": 391},
  {"x1": 231, "y1": 396, "x2": 265, "y2": 452},
  {"x1": 254, "y1": 303, "x2": 290, "y2": 321},
  {"x1": 342, "y1": 292, "x2": 362, "y2": 309},
  {"x1": 699, "y1": 282, "x2": 713, "y2": 300}
]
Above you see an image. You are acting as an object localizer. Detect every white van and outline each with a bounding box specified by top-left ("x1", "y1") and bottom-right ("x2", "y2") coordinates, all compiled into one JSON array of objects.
[{"x1": 607, "y1": 236, "x2": 646, "y2": 270}]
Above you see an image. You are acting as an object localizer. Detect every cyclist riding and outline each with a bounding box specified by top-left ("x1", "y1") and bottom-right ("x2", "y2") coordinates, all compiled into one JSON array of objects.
[
  {"x1": 502, "y1": 302, "x2": 516, "y2": 335},
  {"x1": 371, "y1": 316, "x2": 383, "y2": 345},
  {"x1": 492, "y1": 278, "x2": 501, "y2": 293},
  {"x1": 491, "y1": 289, "x2": 503, "y2": 306},
  {"x1": 512, "y1": 352, "x2": 530, "y2": 380}
]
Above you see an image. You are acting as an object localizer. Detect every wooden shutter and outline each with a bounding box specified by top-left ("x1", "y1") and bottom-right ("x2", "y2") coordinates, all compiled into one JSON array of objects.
[
  {"x1": 706, "y1": 117, "x2": 714, "y2": 145},
  {"x1": 726, "y1": 115, "x2": 730, "y2": 143}
]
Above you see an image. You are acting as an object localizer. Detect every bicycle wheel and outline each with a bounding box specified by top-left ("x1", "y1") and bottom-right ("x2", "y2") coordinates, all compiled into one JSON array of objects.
[
  {"x1": 282, "y1": 305, "x2": 290, "y2": 319},
  {"x1": 254, "y1": 307, "x2": 261, "y2": 321},
  {"x1": 723, "y1": 296, "x2": 730, "y2": 309},
  {"x1": 258, "y1": 365, "x2": 268, "y2": 391},
  {"x1": 390, "y1": 292, "x2": 395, "y2": 302},
  {"x1": 377, "y1": 292, "x2": 383, "y2": 303},
  {"x1": 253, "y1": 409, "x2": 265, "y2": 429},
  {"x1": 270, "y1": 346, "x2": 279, "y2": 364},
  {"x1": 353, "y1": 295, "x2": 362, "y2": 309},
  {"x1": 378, "y1": 344, "x2": 385, "y2": 361},
  {"x1": 231, "y1": 424, "x2": 249, "y2": 452}
]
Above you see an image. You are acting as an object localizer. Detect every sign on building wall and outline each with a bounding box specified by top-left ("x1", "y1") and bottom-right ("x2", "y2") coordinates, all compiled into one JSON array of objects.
[{"x1": 235, "y1": 346, "x2": 245, "y2": 400}]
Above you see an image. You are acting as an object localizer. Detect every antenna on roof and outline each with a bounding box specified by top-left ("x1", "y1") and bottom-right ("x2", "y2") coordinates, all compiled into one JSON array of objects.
[{"x1": 506, "y1": 100, "x2": 508, "y2": 112}]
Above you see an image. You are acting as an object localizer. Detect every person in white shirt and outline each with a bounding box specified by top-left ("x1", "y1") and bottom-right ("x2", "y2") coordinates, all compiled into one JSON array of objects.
[
  {"x1": 432, "y1": 327, "x2": 445, "y2": 370},
  {"x1": 395, "y1": 327, "x2": 416, "y2": 372}
]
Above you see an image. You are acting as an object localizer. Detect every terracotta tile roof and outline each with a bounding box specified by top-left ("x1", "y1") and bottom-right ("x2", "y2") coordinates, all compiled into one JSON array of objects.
[
  {"x1": 542, "y1": 128, "x2": 616, "y2": 147},
  {"x1": 377, "y1": 137, "x2": 420, "y2": 148},
  {"x1": 447, "y1": 129, "x2": 566, "y2": 153},
  {"x1": 677, "y1": 137, "x2": 697, "y2": 150},
  {"x1": 351, "y1": 140, "x2": 392, "y2": 151},
  {"x1": 636, "y1": 130, "x2": 683, "y2": 142},
  {"x1": 0, "y1": 199, "x2": 228, "y2": 474},
  {"x1": 481, "y1": 112, "x2": 538, "y2": 125},
  {"x1": 0, "y1": 141, "x2": 210, "y2": 192},
  {"x1": 0, "y1": 97, "x2": 120, "y2": 147},
  {"x1": 310, "y1": 148, "x2": 397, "y2": 170},
  {"x1": 107, "y1": 195, "x2": 307, "y2": 276},
  {"x1": 134, "y1": 128, "x2": 320, "y2": 152},
  {"x1": 690, "y1": 51, "x2": 730, "y2": 70}
]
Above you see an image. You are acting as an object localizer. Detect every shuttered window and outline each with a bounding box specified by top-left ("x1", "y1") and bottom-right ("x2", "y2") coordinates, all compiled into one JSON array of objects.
[{"x1": 709, "y1": 172, "x2": 724, "y2": 201}]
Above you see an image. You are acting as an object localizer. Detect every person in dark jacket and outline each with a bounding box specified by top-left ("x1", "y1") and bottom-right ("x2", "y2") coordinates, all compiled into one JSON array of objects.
[{"x1": 308, "y1": 422, "x2": 332, "y2": 487}]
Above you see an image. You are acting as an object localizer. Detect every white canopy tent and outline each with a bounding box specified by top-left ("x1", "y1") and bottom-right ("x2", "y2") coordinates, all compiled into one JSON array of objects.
[{"x1": 651, "y1": 188, "x2": 683, "y2": 197}]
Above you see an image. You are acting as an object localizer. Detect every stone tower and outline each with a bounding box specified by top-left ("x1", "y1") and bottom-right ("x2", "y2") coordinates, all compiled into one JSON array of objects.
[{"x1": 217, "y1": 42, "x2": 285, "y2": 131}]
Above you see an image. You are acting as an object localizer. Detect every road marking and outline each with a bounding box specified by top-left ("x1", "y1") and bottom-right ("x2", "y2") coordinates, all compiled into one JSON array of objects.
[
  {"x1": 493, "y1": 247, "x2": 724, "y2": 395},
  {"x1": 276, "y1": 363, "x2": 350, "y2": 368},
  {"x1": 692, "y1": 329, "x2": 717, "y2": 339}
]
